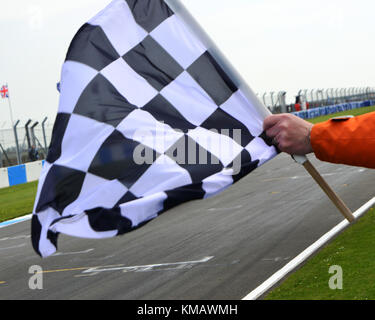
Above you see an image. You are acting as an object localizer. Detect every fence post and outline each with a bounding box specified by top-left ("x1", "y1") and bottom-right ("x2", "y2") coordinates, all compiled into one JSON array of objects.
[
  {"x1": 340, "y1": 88, "x2": 345, "y2": 103},
  {"x1": 270, "y1": 92, "x2": 275, "y2": 110},
  {"x1": 278, "y1": 91, "x2": 287, "y2": 113},
  {"x1": 262, "y1": 92, "x2": 267, "y2": 109},
  {"x1": 30, "y1": 121, "x2": 39, "y2": 147},
  {"x1": 310, "y1": 89, "x2": 315, "y2": 107},
  {"x1": 25, "y1": 119, "x2": 32, "y2": 152},
  {"x1": 42, "y1": 117, "x2": 48, "y2": 154},
  {"x1": 13, "y1": 120, "x2": 21, "y2": 165}
]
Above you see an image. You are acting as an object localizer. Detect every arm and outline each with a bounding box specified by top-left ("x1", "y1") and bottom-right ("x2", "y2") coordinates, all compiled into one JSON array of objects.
[
  {"x1": 311, "y1": 112, "x2": 375, "y2": 168},
  {"x1": 263, "y1": 112, "x2": 375, "y2": 169}
]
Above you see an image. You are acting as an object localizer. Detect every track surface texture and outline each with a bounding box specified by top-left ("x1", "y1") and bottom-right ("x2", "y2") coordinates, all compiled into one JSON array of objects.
[{"x1": 1, "y1": 154, "x2": 374, "y2": 300}]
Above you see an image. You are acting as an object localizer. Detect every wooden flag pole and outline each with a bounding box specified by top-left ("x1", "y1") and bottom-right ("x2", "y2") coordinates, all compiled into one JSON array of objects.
[
  {"x1": 166, "y1": 0, "x2": 356, "y2": 223},
  {"x1": 294, "y1": 156, "x2": 355, "y2": 223}
]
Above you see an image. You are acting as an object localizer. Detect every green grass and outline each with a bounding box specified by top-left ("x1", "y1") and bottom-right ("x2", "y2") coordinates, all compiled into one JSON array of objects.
[
  {"x1": 265, "y1": 208, "x2": 375, "y2": 300},
  {"x1": 0, "y1": 181, "x2": 38, "y2": 222},
  {"x1": 307, "y1": 106, "x2": 375, "y2": 124}
]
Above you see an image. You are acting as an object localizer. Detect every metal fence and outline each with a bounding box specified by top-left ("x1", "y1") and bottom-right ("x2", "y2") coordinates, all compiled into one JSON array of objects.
[
  {"x1": 257, "y1": 86, "x2": 375, "y2": 113},
  {"x1": 0, "y1": 118, "x2": 54, "y2": 167},
  {"x1": 1, "y1": 86, "x2": 375, "y2": 168}
]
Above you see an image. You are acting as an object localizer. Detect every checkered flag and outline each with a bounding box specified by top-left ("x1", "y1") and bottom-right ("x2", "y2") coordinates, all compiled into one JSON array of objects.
[{"x1": 32, "y1": 0, "x2": 278, "y2": 257}]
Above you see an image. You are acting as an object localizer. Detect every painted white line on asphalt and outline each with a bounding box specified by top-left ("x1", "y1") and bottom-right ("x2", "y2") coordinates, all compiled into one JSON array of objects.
[
  {"x1": 0, "y1": 243, "x2": 26, "y2": 251},
  {"x1": 208, "y1": 205, "x2": 243, "y2": 212},
  {"x1": 80, "y1": 256, "x2": 215, "y2": 276},
  {"x1": 242, "y1": 197, "x2": 375, "y2": 300},
  {"x1": 0, "y1": 235, "x2": 30, "y2": 242},
  {"x1": 52, "y1": 248, "x2": 95, "y2": 257},
  {"x1": 263, "y1": 168, "x2": 367, "y2": 183},
  {"x1": 0, "y1": 214, "x2": 32, "y2": 229}
]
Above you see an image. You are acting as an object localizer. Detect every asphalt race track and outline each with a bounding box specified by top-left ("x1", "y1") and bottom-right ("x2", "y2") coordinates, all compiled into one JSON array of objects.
[{"x1": 1, "y1": 154, "x2": 374, "y2": 300}]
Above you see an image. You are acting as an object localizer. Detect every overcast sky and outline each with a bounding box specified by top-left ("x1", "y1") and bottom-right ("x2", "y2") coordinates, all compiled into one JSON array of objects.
[{"x1": 1, "y1": 0, "x2": 374, "y2": 127}]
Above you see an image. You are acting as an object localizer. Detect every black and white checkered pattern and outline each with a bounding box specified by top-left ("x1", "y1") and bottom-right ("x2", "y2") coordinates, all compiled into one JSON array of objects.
[{"x1": 32, "y1": 0, "x2": 277, "y2": 257}]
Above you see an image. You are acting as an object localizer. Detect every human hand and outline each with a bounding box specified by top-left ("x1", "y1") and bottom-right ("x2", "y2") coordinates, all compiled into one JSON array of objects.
[{"x1": 263, "y1": 114, "x2": 314, "y2": 155}]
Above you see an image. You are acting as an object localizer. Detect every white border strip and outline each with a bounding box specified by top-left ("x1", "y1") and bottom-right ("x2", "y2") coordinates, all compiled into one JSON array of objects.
[
  {"x1": 0, "y1": 214, "x2": 32, "y2": 229},
  {"x1": 243, "y1": 197, "x2": 375, "y2": 300}
]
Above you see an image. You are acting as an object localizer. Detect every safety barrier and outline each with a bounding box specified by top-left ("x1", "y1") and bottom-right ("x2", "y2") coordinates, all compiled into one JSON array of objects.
[
  {"x1": 292, "y1": 100, "x2": 375, "y2": 120},
  {"x1": 0, "y1": 160, "x2": 44, "y2": 189}
]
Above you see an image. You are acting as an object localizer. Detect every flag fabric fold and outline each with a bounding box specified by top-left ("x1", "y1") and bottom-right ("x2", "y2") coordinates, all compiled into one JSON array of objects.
[{"x1": 32, "y1": 0, "x2": 278, "y2": 257}]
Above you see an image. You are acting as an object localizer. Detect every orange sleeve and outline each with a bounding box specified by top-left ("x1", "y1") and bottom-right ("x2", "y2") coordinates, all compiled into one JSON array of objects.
[{"x1": 310, "y1": 111, "x2": 375, "y2": 169}]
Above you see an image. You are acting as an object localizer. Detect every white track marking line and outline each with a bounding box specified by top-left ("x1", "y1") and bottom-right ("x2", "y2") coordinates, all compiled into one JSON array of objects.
[
  {"x1": 0, "y1": 243, "x2": 26, "y2": 251},
  {"x1": 0, "y1": 214, "x2": 32, "y2": 229},
  {"x1": 81, "y1": 256, "x2": 214, "y2": 275},
  {"x1": 263, "y1": 168, "x2": 366, "y2": 183},
  {"x1": 51, "y1": 248, "x2": 95, "y2": 257},
  {"x1": 242, "y1": 197, "x2": 375, "y2": 300},
  {"x1": 0, "y1": 235, "x2": 30, "y2": 242}
]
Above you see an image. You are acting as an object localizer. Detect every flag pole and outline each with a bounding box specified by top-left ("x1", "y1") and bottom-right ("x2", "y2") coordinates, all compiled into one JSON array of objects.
[
  {"x1": 166, "y1": 0, "x2": 356, "y2": 223},
  {"x1": 6, "y1": 83, "x2": 15, "y2": 127},
  {"x1": 5, "y1": 83, "x2": 21, "y2": 165},
  {"x1": 294, "y1": 156, "x2": 355, "y2": 223}
]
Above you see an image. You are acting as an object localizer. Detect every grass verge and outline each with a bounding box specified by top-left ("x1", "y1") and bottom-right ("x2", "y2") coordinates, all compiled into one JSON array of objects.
[
  {"x1": 0, "y1": 181, "x2": 38, "y2": 223},
  {"x1": 265, "y1": 208, "x2": 375, "y2": 300},
  {"x1": 307, "y1": 106, "x2": 375, "y2": 124}
]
